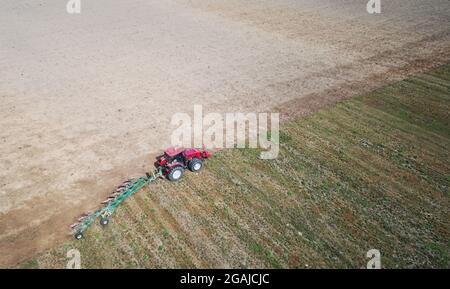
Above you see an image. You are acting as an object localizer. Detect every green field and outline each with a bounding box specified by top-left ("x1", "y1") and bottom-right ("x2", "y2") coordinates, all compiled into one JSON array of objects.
[{"x1": 19, "y1": 64, "x2": 449, "y2": 269}]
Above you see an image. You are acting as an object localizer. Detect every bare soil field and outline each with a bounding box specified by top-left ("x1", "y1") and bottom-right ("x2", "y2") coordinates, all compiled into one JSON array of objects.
[{"x1": 1, "y1": 0, "x2": 450, "y2": 267}]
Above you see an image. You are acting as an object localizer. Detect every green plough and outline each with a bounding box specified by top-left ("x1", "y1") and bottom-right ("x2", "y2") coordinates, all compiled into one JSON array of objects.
[{"x1": 71, "y1": 167, "x2": 163, "y2": 239}]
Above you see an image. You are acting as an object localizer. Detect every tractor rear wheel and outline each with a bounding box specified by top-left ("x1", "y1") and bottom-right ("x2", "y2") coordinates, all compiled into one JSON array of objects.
[
  {"x1": 167, "y1": 166, "x2": 184, "y2": 182},
  {"x1": 188, "y1": 158, "x2": 203, "y2": 172}
]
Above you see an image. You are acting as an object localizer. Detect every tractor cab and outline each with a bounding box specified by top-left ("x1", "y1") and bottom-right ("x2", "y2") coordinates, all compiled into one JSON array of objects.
[
  {"x1": 164, "y1": 146, "x2": 185, "y2": 158},
  {"x1": 163, "y1": 146, "x2": 185, "y2": 163}
]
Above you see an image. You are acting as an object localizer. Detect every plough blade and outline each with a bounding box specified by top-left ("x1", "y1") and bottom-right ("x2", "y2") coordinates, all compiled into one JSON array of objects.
[{"x1": 78, "y1": 216, "x2": 87, "y2": 222}]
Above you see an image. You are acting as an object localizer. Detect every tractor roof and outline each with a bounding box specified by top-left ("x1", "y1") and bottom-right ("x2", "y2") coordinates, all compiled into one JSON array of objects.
[{"x1": 165, "y1": 146, "x2": 185, "y2": 157}]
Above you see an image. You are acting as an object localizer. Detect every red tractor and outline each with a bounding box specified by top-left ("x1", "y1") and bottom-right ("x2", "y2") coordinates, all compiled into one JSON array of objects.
[{"x1": 155, "y1": 147, "x2": 211, "y2": 182}]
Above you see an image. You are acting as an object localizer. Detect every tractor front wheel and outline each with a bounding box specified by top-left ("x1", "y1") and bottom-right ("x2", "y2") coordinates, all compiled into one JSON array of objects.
[
  {"x1": 188, "y1": 158, "x2": 203, "y2": 172},
  {"x1": 167, "y1": 166, "x2": 184, "y2": 182}
]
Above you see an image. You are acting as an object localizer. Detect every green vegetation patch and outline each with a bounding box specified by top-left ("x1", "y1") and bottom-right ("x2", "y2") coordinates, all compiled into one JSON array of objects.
[{"x1": 19, "y1": 64, "x2": 450, "y2": 268}]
